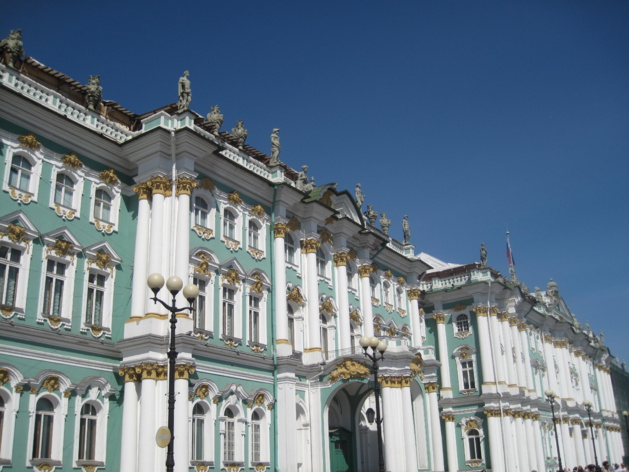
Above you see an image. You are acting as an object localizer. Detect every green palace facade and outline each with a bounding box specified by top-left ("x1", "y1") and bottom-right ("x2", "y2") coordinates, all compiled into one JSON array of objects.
[{"x1": 0, "y1": 35, "x2": 625, "y2": 472}]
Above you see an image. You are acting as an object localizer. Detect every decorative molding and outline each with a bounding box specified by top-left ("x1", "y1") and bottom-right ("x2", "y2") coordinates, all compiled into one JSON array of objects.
[
  {"x1": 397, "y1": 277, "x2": 406, "y2": 286},
  {"x1": 61, "y1": 152, "x2": 83, "y2": 169},
  {"x1": 0, "y1": 223, "x2": 28, "y2": 244},
  {"x1": 383, "y1": 269, "x2": 393, "y2": 280},
  {"x1": 8, "y1": 187, "x2": 32, "y2": 204},
  {"x1": 18, "y1": 133, "x2": 41, "y2": 150},
  {"x1": 0, "y1": 368, "x2": 10, "y2": 386},
  {"x1": 224, "y1": 238, "x2": 240, "y2": 251},
  {"x1": 350, "y1": 309, "x2": 362, "y2": 324},
  {"x1": 320, "y1": 298, "x2": 335, "y2": 316},
  {"x1": 99, "y1": 169, "x2": 119, "y2": 186},
  {"x1": 287, "y1": 287, "x2": 303, "y2": 306},
  {"x1": 250, "y1": 273, "x2": 264, "y2": 294},
  {"x1": 410, "y1": 354, "x2": 424, "y2": 378},
  {"x1": 287, "y1": 216, "x2": 301, "y2": 231},
  {"x1": 195, "y1": 384, "x2": 210, "y2": 399},
  {"x1": 193, "y1": 253, "x2": 214, "y2": 276},
  {"x1": 48, "y1": 238, "x2": 75, "y2": 258},
  {"x1": 319, "y1": 228, "x2": 333, "y2": 246},
  {"x1": 222, "y1": 269, "x2": 241, "y2": 286},
  {"x1": 247, "y1": 248, "x2": 264, "y2": 261},
  {"x1": 54, "y1": 204, "x2": 76, "y2": 221},
  {"x1": 497, "y1": 311, "x2": 510, "y2": 322},
  {"x1": 328, "y1": 359, "x2": 370, "y2": 383},
  {"x1": 42, "y1": 375, "x2": 60, "y2": 393},
  {"x1": 86, "y1": 252, "x2": 114, "y2": 272},
  {"x1": 452, "y1": 303, "x2": 467, "y2": 312},
  {"x1": 193, "y1": 225, "x2": 214, "y2": 240}
]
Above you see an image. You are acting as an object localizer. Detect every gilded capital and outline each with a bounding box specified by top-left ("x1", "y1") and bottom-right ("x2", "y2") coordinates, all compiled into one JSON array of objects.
[
  {"x1": 508, "y1": 317, "x2": 519, "y2": 326},
  {"x1": 176, "y1": 177, "x2": 197, "y2": 196},
  {"x1": 441, "y1": 413, "x2": 455, "y2": 422},
  {"x1": 434, "y1": 313, "x2": 446, "y2": 324},
  {"x1": 497, "y1": 311, "x2": 510, "y2": 322},
  {"x1": 574, "y1": 349, "x2": 583, "y2": 358},
  {"x1": 148, "y1": 176, "x2": 172, "y2": 195},
  {"x1": 472, "y1": 305, "x2": 488, "y2": 317},
  {"x1": 358, "y1": 264, "x2": 372, "y2": 278},
  {"x1": 118, "y1": 366, "x2": 140, "y2": 382},
  {"x1": 425, "y1": 382, "x2": 439, "y2": 393},
  {"x1": 135, "y1": 362, "x2": 167, "y2": 380},
  {"x1": 518, "y1": 322, "x2": 527, "y2": 332},
  {"x1": 134, "y1": 182, "x2": 152, "y2": 200},
  {"x1": 380, "y1": 376, "x2": 412, "y2": 388},
  {"x1": 484, "y1": 409, "x2": 502, "y2": 418},
  {"x1": 333, "y1": 252, "x2": 351, "y2": 267},
  {"x1": 408, "y1": 288, "x2": 421, "y2": 300},
  {"x1": 174, "y1": 363, "x2": 196, "y2": 380},
  {"x1": 543, "y1": 334, "x2": 553, "y2": 344},
  {"x1": 274, "y1": 223, "x2": 289, "y2": 239},
  {"x1": 302, "y1": 238, "x2": 320, "y2": 254}
]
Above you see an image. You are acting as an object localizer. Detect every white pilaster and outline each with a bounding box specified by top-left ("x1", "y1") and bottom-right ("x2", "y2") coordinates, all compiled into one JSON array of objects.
[
  {"x1": 174, "y1": 376, "x2": 190, "y2": 472},
  {"x1": 519, "y1": 324, "x2": 536, "y2": 397},
  {"x1": 427, "y1": 384, "x2": 444, "y2": 471},
  {"x1": 273, "y1": 224, "x2": 291, "y2": 356},
  {"x1": 514, "y1": 412, "x2": 529, "y2": 472},
  {"x1": 401, "y1": 383, "x2": 419, "y2": 472},
  {"x1": 435, "y1": 314, "x2": 452, "y2": 398},
  {"x1": 359, "y1": 263, "x2": 374, "y2": 337},
  {"x1": 486, "y1": 412, "x2": 505, "y2": 472},
  {"x1": 442, "y1": 414, "x2": 458, "y2": 472},
  {"x1": 277, "y1": 369, "x2": 297, "y2": 471},
  {"x1": 408, "y1": 289, "x2": 423, "y2": 348},
  {"x1": 524, "y1": 414, "x2": 538, "y2": 472},
  {"x1": 303, "y1": 238, "x2": 322, "y2": 364},
  {"x1": 573, "y1": 420, "x2": 586, "y2": 468},
  {"x1": 130, "y1": 185, "x2": 151, "y2": 318},
  {"x1": 533, "y1": 415, "x2": 546, "y2": 472},
  {"x1": 119, "y1": 374, "x2": 139, "y2": 472},
  {"x1": 139, "y1": 376, "x2": 157, "y2": 472},
  {"x1": 474, "y1": 308, "x2": 496, "y2": 394},
  {"x1": 333, "y1": 251, "x2": 351, "y2": 352}
]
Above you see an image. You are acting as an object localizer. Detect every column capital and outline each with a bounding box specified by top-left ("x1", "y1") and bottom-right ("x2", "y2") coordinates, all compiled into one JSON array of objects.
[
  {"x1": 441, "y1": 413, "x2": 456, "y2": 422},
  {"x1": 147, "y1": 175, "x2": 172, "y2": 196},
  {"x1": 425, "y1": 382, "x2": 439, "y2": 393},
  {"x1": 434, "y1": 313, "x2": 446, "y2": 324},
  {"x1": 133, "y1": 182, "x2": 152, "y2": 200},
  {"x1": 497, "y1": 311, "x2": 510, "y2": 322},
  {"x1": 380, "y1": 376, "x2": 412, "y2": 388},
  {"x1": 358, "y1": 264, "x2": 372, "y2": 278},
  {"x1": 518, "y1": 322, "x2": 527, "y2": 332},
  {"x1": 274, "y1": 222, "x2": 289, "y2": 238},
  {"x1": 333, "y1": 251, "x2": 351, "y2": 267},
  {"x1": 408, "y1": 288, "x2": 421, "y2": 300},
  {"x1": 508, "y1": 316, "x2": 520, "y2": 326},
  {"x1": 484, "y1": 408, "x2": 502, "y2": 418},
  {"x1": 175, "y1": 176, "x2": 197, "y2": 196},
  {"x1": 174, "y1": 363, "x2": 196, "y2": 380},
  {"x1": 301, "y1": 238, "x2": 320, "y2": 254},
  {"x1": 135, "y1": 362, "x2": 167, "y2": 380},
  {"x1": 118, "y1": 365, "x2": 140, "y2": 382}
]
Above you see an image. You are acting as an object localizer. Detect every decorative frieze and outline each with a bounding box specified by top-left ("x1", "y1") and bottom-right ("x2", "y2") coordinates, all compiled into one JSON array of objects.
[
  {"x1": 328, "y1": 359, "x2": 370, "y2": 383},
  {"x1": 380, "y1": 376, "x2": 412, "y2": 388}
]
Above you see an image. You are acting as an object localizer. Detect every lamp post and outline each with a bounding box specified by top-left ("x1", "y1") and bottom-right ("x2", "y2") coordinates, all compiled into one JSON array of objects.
[
  {"x1": 147, "y1": 274, "x2": 199, "y2": 472},
  {"x1": 583, "y1": 400, "x2": 599, "y2": 467},
  {"x1": 623, "y1": 411, "x2": 629, "y2": 462},
  {"x1": 546, "y1": 389, "x2": 564, "y2": 472},
  {"x1": 359, "y1": 335, "x2": 387, "y2": 472}
]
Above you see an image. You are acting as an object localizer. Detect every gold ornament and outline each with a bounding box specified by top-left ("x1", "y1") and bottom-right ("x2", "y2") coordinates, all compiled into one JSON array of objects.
[
  {"x1": 61, "y1": 152, "x2": 83, "y2": 169},
  {"x1": 328, "y1": 359, "x2": 370, "y2": 383}
]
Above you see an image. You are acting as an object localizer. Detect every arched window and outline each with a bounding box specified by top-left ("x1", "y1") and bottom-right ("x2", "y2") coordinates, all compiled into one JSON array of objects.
[
  {"x1": 467, "y1": 429, "x2": 482, "y2": 460},
  {"x1": 251, "y1": 410, "x2": 262, "y2": 463},
  {"x1": 33, "y1": 397, "x2": 54, "y2": 459},
  {"x1": 223, "y1": 209, "x2": 237, "y2": 240},
  {"x1": 248, "y1": 221, "x2": 260, "y2": 250},
  {"x1": 54, "y1": 173, "x2": 75, "y2": 208},
  {"x1": 456, "y1": 314, "x2": 470, "y2": 333},
  {"x1": 192, "y1": 403, "x2": 206, "y2": 461},
  {"x1": 194, "y1": 197, "x2": 210, "y2": 228},
  {"x1": 316, "y1": 248, "x2": 326, "y2": 277},
  {"x1": 223, "y1": 407, "x2": 236, "y2": 462},
  {"x1": 9, "y1": 155, "x2": 32, "y2": 192},
  {"x1": 93, "y1": 189, "x2": 112, "y2": 222},
  {"x1": 285, "y1": 234, "x2": 295, "y2": 265},
  {"x1": 78, "y1": 403, "x2": 98, "y2": 461}
]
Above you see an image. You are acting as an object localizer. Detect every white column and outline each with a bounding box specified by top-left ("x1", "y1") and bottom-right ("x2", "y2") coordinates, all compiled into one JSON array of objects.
[
  {"x1": 308, "y1": 384, "x2": 323, "y2": 472},
  {"x1": 273, "y1": 224, "x2": 291, "y2": 356},
  {"x1": 557, "y1": 342, "x2": 573, "y2": 403},
  {"x1": 525, "y1": 414, "x2": 538, "y2": 472},
  {"x1": 578, "y1": 354, "x2": 593, "y2": 405},
  {"x1": 174, "y1": 375, "x2": 190, "y2": 472},
  {"x1": 474, "y1": 308, "x2": 496, "y2": 394},
  {"x1": 119, "y1": 371, "x2": 139, "y2": 472},
  {"x1": 359, "y1": 264, "x2": 374, "y2": 337},
  {"x1": 543, "y1": 335, "x2": 559, "y2": 394},
  {"x1": 174, "y1": 180, "x2": 193, "y2": 306},
  {"x1": 130, "y1": 184, "x2": 151, "y2": 317},
  {"x1": 435, "y1": 314, "x2": 452, "y2": 398},
  {"x1": 277, "y1": 369, "x2": 297, "y2": 471},
  {"x1": 533, "y1": 415, "x2": 546, "y2": 472},
  {"x1": 442, "y1": 414, "x2": 458, "y2": 472},
  {"x1": 333, "y1": 252, "x2": 351, "y2": 352},
  {"x1": 401, "y1": 382, "x2": 419, "y2": 472},
  {"x1": 561, "y1": 419, "x2": 576, "y2": 468},
  {"x1": 303, "y1": 239, "x2": 321, "y2": 364},
  {"x1": 519, "y1": 323, "x2": 536, "y2": 397},
  {"x1": 502, "y1": 413, "x2": 519, "y2": 472},
  {"x1": 148, "y1": 183, "x2": 167, "y2": 314},
  {"x1": 138, "y1": 372, "x2": 157, "y2": 472},
  {"x1": 408, "y1": 288, "x2": 423, "y2": 348},
  {"x1": 489, "y1": 313, "x2": 507, "y2": 391},
  {"x1": 514, "y1": 412, "x2": 530, "y2": 472},
  {"x1": 427, "y1": 383, "x2": 445, "y2": 471},
  {"x1": 596, "y1": 424, "x2": 606, "y2": 464},
  {"x1": 499, "y1": 313, "x2": 517, "y2": 391},
  {"x1": 382, "y1": 384, "x2": 402, "y2": 471},
  {"x1": 510, "y1": 318, "x2": 527, "y2": 393},
  {"x1": 486, "y1": 411, "x2": 505, "y2": 472},
  {"x1": 573, "y1": 420, "x2": 586, "y2": 468}
]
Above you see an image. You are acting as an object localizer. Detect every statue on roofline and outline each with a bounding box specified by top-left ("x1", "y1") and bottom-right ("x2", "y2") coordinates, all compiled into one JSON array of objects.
[
  {"x1": 0, "y1": 29, "x2": 24, "y2": 69},
  {"x1": 269, "y1": 128, "x2": 281, "y2": 166},
  {"x1": 364, "y1": 205, "x2": 378, "y2": 225},
  {"x1": 303, "y1": 176, "x2": 316, "y2": 194},
  {"x1": 380, "y1": 212, "x2": 391, "y2": 234},
  {"x1": 85, "y1": 75, "x2": 102, "y2": 112},
  {"x1": 206, "y1": 105, "x2": 223, "y2": 135},
  {"x1": 296, "y1": 165, "x2": 308, "y2": 191},
  {"x1": 231, "y1": 120, "x2": 248, "y2": 149},
  {"x1": 403, "y1": 215, "x2": 411, "y2": 244},
  {"x1": 480, "y1": 243, "x2": 487, "y2": 266},
  {"x1": 355, "y1": 183, "x2": 364, "y2": 209},
  {"x1": 177, "y1": 71, "x2": 191, "y2": 112}
]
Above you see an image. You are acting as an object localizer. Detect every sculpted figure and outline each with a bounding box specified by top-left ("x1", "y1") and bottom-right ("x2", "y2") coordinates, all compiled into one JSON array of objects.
[
  {"x1": 0, "y1": 29, "x2": 24, "y2": 69},
  {"x1": 364, "y1": 205, "x2": 378, "y2": 225},
  {"x1": 177, "y1": 71, "x2": 192, "y2": 112},
  {"x1": 403, "y1": 215, "x2": 411, "y2": 243},
  {"x1": 206, "y1": 105, "x2": 223, "y2": 134},
  {"x1": 480, "y1": 243, "x2": 487, "y2": 266},
  {"x1": 85, "y1": 75, "x2": 102, "y2": 112},
  {"x1": 231, "y1": 120, "x2": 248, "y2": 149},
  {"x1": 303, "y1": 177, "x2": 316, "y2": 193},
  {"x1": 269, "y1": 128, "x2": 281, "y2": 166},
  {"x1": 296, "y1": 165, "x2": 308, "y2": 191},
  {"x1": 355, "y1": 183, "x2": 364, "y2": 208},
  {"x1": 379, "y1": 212, "x2": 391, "y2": 234}
]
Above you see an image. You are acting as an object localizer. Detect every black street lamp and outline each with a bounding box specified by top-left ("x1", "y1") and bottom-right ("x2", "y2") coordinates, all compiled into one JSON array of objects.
[
  {"x1": 623, "y1": 411, "x2": 629, "y2": 462},
  {"x1": 583, "y1": 400, "x2": 599, "y2": 468},
  {"x1": 546, "y1": 389, "x2": 564, "y2": 472},
  {"x1": 359, "y1": 335, "x2": 387, "y2": 472},
  {"x1": 147, "y1": 273, "x2": 199, "y2": 472}
]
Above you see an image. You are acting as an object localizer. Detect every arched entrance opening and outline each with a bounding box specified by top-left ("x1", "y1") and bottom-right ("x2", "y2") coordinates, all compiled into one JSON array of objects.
[{"x1": 325, "y1": 381, "x2": 381, "y2": 472}]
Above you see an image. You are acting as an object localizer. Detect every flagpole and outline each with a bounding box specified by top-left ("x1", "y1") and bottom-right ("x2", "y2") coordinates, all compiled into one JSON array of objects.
[{"x1": 506, "y1": 230, "x2": 518, "y2": 282}]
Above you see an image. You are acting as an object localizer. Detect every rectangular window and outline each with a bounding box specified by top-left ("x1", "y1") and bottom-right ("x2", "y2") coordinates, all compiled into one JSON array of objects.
[
  {"x1": 288, "y1": 316, "x2": 295, "y2": 349},
  {"x1": 224, "y1": 420, "x2": 235, "y2": 461},
  {"x1": 85, "y1": 272, "x2": 106, "y2": 326},
  {"x1": 461, "y1": 360, "x2": 476, "y2": 390},
  {"x1": 33, "y1": 412, "x2": 53, "y2": 459},
  {"x1": 0, "y1": 246, "x2": 21, "y2": 307},
  {"x1": 251, "y1": 422, "x2": 260, "y2": 462},
  {"x1": 78, "y1": 415, "x2": 97, "y2": 460},
  {"x1": 43, "y1": 260, "x2": 66, "y2": 317},
  {"x1": 249, "y1": 295, "x2": 260, "y2": 343},
  {"x1": 192, "y1": 416, "x2": 204, "y2": 460},
  {"x1": 193, "y1": 278, "x2": 207, "y2": 330},
  {"x1": 222, "y1": 287, "x2": 235, "y2": 337}
]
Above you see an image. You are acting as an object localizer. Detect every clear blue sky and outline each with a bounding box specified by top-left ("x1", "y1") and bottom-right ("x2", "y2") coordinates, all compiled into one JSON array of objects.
[{"x1": 4, "y1": 1, "x2": 629, "y2": 363}]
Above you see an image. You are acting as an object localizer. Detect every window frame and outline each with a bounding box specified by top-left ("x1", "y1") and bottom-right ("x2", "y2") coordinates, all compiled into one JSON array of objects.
[
  {"x1": 191, "y1": 191, "x2": 216, "y2": 240},
  {"x1": 246, "y1": 215, "x2": 267, "y2": 261},
  {"x1": 28, "y1": 393, "x2": 64, "y2": 465},
  {"x1": 3, "y1": 147, "x2": 43, "y2": 204},
  {"x1": 89, "y1": 184, "x2": 121, "y2": 234},
  {"x1": 249, "y1": 407, "x2": 270, "y2": 465},
  {"x1": 49, "y1": 167, "x2": 84, "y2": 220},
  {"x1": 459, "y1": 417, "x2": 485, "y2": 466},
  {"x1": 454, "y1": 346, "x2": 478, "y2": 394}
]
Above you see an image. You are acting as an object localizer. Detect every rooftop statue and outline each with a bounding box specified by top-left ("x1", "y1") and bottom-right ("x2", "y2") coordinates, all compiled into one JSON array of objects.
[
  {"x1": 403, "y1": 215, "x2": 411, "y2": 244},
  {"x1": 296, "y1": 165, "x2": 308, "y2": 191},
  {"x1": 269, "y1": 128, "x2": 281, "y2": 166},
  {"x1": 85, "y1": 75, "x2": 102, "y2": 112},
  {"x1": 355, "y1": 183, "x2": 365, "y2": 209},
  {"x1": 546, "y1": 278, "x2": 559, "y2": 303},
  {"x1": 380, "y1": 212, "x2": 391, "y2": 234},
  {"x1": 177, "y1": 71, "x2": 191, "y2": 112},
  {"x1": 480, "y1": 243, "x2": 487, "y2": 266},
  {"x1": 303, "y1": 177, "x2": 316, "y2": 193},
  {"x1": 206, "y1": 105, "x2": 223, "y2": 135},
  {"x1": 0, "y1": 29, "x2": 24, "y2": 69},
  {"x1": 231, "y1": 120, "x2": 248, "y2": 149},
  {"x1": 364, "y1": 205, "x2": 378, "y2": 225}
]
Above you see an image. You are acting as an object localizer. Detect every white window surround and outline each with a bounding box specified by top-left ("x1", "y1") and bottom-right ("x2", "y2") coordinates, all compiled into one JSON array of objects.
[
  {"x1": 3, "y1": 145, "x2": 43, "y2": 204},
  {"x1": 459, "y1": 417, "x2": 485, "y2": 465},
  {"x1": 220, "y1": 402, "x2": 245, "y2": 467},
  {"x1": 219, "y1": 270, "x2": 244, "y2": 345},
  {"x1": 27, "y1": 392, "x2": 67, "y2": 465},
  {"x1": 73, "y1": 398, "x2": 107, "y2": 467},
  {"x1": 453, "y1": 345, "x2": 478, "y2": 393},
  {"x1": 89, "y1": 183, "x2": 121, "y2": 234},
  {"x1": 396, "y1": 286, "x2": 407, "y2": 315},
  {"x1": 316, "y1": 243, "x2": 332, "y2": 282},
  {"x1": 190, "y1": 250, "x2": 218, "y2": 336},
  {"x1": 245, "y1": 273, "x2": 269, "y2": 351},
  {"x1": 246, "y1": 215, "x2": 267, "y2": 261},
  {"x1": 453, "y1": 312, "x2": 473, "y2": 338},
  {"x1": 219, "y1": 202, "x2": 243, "y2": 252},
  {"x1": 284, "y1": 231, "x2": 301, "y2": 273},
  {"x1": 49, "y1": 167, "x2": 84, "y2": 221},
  {"x1": 0, "y1": 386, "x2": 17, "y2": 464},
  {"x1": 191, "y1": 190, "x2": 216, "y2": 240},
  {"x1": 346, "y1": 261, "x2": 357, "y2": 293},
  {"x1": 191, "y1": 400, "x2": 214, "y2": 465},
  {"x1": 249, "y1": 407, "x2": 270, "y2": 465}
]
